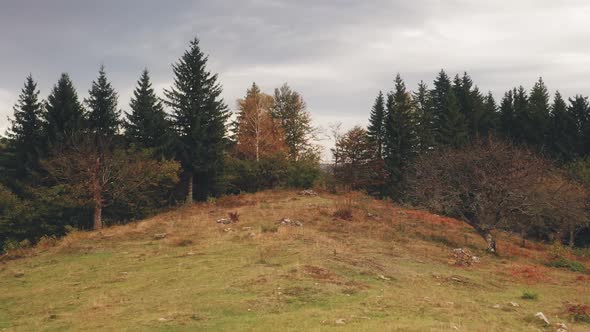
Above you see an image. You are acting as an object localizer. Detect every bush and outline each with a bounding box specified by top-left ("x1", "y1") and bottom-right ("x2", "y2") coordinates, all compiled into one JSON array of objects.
[
  {"x1": 333, "y1": 198, "x2": 354, "y2": 221},
  {"x1": 521, "y1": 291, "x2": 539, "y2": 300},
  {"x1": 546, "y1": 258, "x2": 588, "y2": 273},
  {"x1": 224, "y1": 153, "x2": 320, "y2": 193},
  {"x1": 565, "y1": 303, "x2": 590, "y2": 323},
  {"x1": 261, "y1": 224, "x2": 279, "y2": 233}
]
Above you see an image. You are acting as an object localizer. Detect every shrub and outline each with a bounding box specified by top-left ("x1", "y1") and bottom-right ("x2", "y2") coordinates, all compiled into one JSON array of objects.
[
  {"x1": 546, "y1": 258, "x2": 588, "y2": 273},
  {"x1": 228, "y1": 211, "x2": 240, "y2": 223},
  {"x1": 565, "y1": 303, "x2": 590, "y2": 323},
  {"x1": 333, "y1": 197, "x2": 354, "y2": 221},
  {"x1": 521, "y1": 291, "x2": 539, "y2": 300},
  {"x1": 261, "y1": 224, "x2": 279, "y2": 233}
]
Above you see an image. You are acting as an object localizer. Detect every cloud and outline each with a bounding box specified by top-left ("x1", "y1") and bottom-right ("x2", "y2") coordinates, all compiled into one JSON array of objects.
[{"x1": 2, "y1": 0, "x2": 590, "y2": 161}]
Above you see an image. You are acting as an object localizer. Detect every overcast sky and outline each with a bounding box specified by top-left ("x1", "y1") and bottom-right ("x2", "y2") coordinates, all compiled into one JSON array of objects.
[{"x1": 2, "y1": 0, "x2": 590, "y2": 159}]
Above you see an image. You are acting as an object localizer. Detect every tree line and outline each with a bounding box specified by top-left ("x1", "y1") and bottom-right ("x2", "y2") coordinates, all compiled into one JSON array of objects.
[
  {"x1": 333, "y1": 71, "x2": 590, "y2": 251},
  {"x1": 0, "y1": 37, "x2": 320, "y2": 251}
]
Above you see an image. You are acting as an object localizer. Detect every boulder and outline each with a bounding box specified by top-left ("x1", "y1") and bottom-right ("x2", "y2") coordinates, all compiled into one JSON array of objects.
[
  {"x1": 278, "y1": 218, "x2": 303, "y2": 227},
  {"x1": 153, "y1": 233, "x2": 167, "y2": 240},
  {"x1": 451, "y1": 248, "x2": 480, "y2": 266},
  {"x1": 556, "y1": 322, "x2": 568, "y2": 332},
  {"x1": 298, "y1": 189, "x2": 318, "y2": 196}
]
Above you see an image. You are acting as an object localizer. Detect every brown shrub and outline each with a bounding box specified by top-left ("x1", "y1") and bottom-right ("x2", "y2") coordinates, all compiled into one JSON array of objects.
[
  {"x1": 333, "y1": 197, "x2": 354, "y2": 221},
  {"x1": 228, "y1": 211, "x2": 240, "y2": 223}
]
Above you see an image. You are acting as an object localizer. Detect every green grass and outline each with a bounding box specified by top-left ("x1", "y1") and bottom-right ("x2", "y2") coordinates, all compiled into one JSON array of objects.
[{"x1": 0, "y1": 190, "x2": 589, "y2": 331}]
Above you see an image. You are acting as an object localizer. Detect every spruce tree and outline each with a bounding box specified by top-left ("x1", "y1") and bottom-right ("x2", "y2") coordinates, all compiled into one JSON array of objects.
[
  {"x1": 438, "y1": 89, "x2": 468, "y2": 148},
  {"x1": 125, "y1": 69, "x2": 171, "y2": 155},
  {"x1": 413, "y1": 81, "x2": 435, "y2": 153},
  {"x1": 480, "y1": 91, "x2": 498, "y2": 137},
  {"x1": 367, "y1": 91, "x2": 385, "y2": 158},
  {"x1": 512, "y1": 86, "x2": 529, "y2": 143},
  {"x1": 524, "y1": 78, "x2": 551, "y2": 148},
  {"x1": 499, "y1": 90, "x2": 515, "y2": 140},
  {"x1": 383, "y1": 74, "x2": 416, "y2": 196},
  {"x1": 85, "y1": 65, "x2": 121, "y2": 142},
  {"x1": 550, "y1": 91, "x2": 577, "y2": 161},
  {"x1": 431, "y1": 70, "x2": 468, "y2": 147},
  {"x1": 7, "y1": 75, "x2": 44, "y2": 178},
  {"x1": 163, "y1": 38, "x2": 229, "y2": 203},
  {"x1": 43, "y1": 73, "x2": 85, "y2": 148},
  {"x1": 568, "y1": 95, "x2": 590, "y2": 156}
]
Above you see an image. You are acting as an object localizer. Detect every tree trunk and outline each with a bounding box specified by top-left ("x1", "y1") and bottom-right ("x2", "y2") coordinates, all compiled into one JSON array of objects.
[
  {"x1": 186, "y1": 171, "x2": 193, "y2": 204},
  {"x1": 520, "y1": 230, "x2": 526, "y2": 248},
  {"x1": 485, "y1": 232, "x2": 497, "y2": 253},
  {"x1": 569, "y1": 228, "x2": 575, "y2": 248},
  {"x1": 93, "y1": 199, "x2": 102, "y2": 230},
  {"x1": 92, "y1": 157, "x2": 102, "y2": 230}
]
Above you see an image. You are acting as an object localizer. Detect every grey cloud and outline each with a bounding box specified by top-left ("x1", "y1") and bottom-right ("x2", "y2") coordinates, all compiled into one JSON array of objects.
[{"x1": 2, "y1": 0, "x2": 590, "y2": 159}]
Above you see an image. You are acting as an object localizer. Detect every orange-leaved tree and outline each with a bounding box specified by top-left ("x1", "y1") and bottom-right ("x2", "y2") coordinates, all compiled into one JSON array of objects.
[{"x1": 235, "y1": 83, "x2": 286, "y2": 161}]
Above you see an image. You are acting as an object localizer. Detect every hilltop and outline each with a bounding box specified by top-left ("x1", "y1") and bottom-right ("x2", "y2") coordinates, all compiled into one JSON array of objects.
[{"x1": 1, "y1": 190, "x2": 589, "y2": 331}]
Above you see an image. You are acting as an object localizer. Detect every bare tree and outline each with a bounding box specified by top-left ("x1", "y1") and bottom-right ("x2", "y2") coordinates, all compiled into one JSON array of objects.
[
  {"x1": 406, "y1": 138, "x2": 587, "y2": 253},
  {"x1": 42, "y1": 140, "x2": 180, "y2": 230}
]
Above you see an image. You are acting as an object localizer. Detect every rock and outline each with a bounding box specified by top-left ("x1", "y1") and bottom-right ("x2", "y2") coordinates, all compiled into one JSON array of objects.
[
  {"x1": 492, "y1": 304, "x2": 501, "y2": 309},
  {"x1": 335, "y1": 318, "x2": 346, "y2": 325},
  {"x1": 534, "y1": 312, "x2": 550, "y2": 326},
  {"x1": 153, "y1": 233, "x2": 167, "y2": 240},
  {"x1": 509, "y1": 302, "x2": 519, "y2": 307},
  {"x1": 278, "y1": 218, "x2": 303, "y2": 227},
  {"x1": 216, "y1": 218, "x2": 233, "y2": 225},
  {"x1": 298, "y1": 189, "x2": 318, "y2": 196},
  {"x1": 13, "y1": 272, "x2": 24, "y2": 278},
  {"x1": 451, "y1": 248, "x2": 480, "y2": 266},
  {"x1": 556, "y1": 323, "x2": 568, "y2": 332},
  {"x1": 158, "y1": 317, "x2": 168, "y2": 322}
]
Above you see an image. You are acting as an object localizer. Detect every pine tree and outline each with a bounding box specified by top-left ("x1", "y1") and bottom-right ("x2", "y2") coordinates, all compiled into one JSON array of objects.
[
  {"x1": 125, "y1": 69, "x2": 171, "y2": 155},
  {"x1": 523, "y1": 78, "x2": 550, "y2": 148},
  {"x1": 413, "y1": 81, "x2": 435, "y2": 153},
  {"x1": 431, "y1": 70, "x2": 468, "y2": 147},
  {"x1": 163, "y1": 37, "x2": 229, "y2": 203},
  {"x1": 43, "y1": 73, "x2": 85, "y2": 148},
  {"x1": 367, "y1": 91, "x2": 385, "y2": 158},
  {"x1": 271, "y1": 83, "x2": 314, "y2": 161},
  {"x1": 383, "y1": 74, "x2": 416, "y2": 196},
  {"x1": 550, "y1": 91, "x2": 577, "y2": 161},
  {"x1": 85, "y1": 66, "x2": 121, "y2": 142},
  {"x1": 568, "y1": 95, "x2": 590, "y2": 156},
  {"x1": 7, "y1": 75, "x2": 44, "y2": 178}
]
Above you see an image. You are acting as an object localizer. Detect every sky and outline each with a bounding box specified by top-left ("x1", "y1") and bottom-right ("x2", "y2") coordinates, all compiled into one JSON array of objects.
[{"x1": 2, "y1": 0, "x2": 590, "y2": 160}]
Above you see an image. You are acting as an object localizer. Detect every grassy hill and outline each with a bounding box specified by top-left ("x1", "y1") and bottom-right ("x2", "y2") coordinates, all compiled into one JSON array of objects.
[{"x1": 1, "y1": 190, "x2": 589, "y2": 331}]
